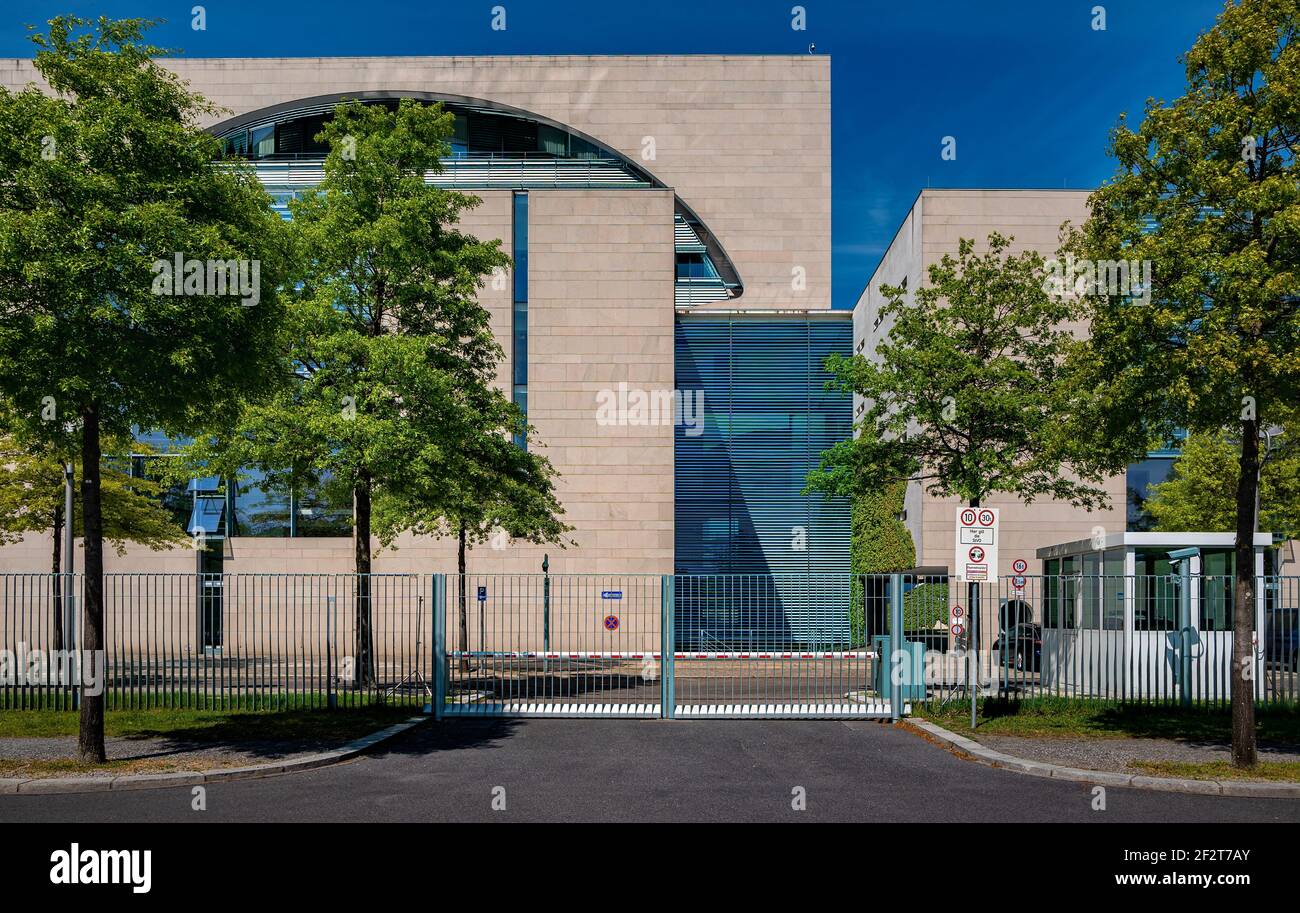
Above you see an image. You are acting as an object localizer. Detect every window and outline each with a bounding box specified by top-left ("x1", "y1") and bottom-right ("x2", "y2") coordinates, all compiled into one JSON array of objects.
[
  {"x1": 1134, "y1": 549, "x2": 1178, "y2": 630},
  {"x1": 1043, "y1": 556, "x2": 1079, "y2": 628},
  {"x1": 1199, "y1": 549, "x2": 1235, "y2": 631},
  {"x1": 250, "y1": 124, "x2": 275, "y2": 158},
  {"x1": 1126, "y1": 456, "x2": 1176, "y2": 530},
  {"x1": 676, "y1": 253, "x2": 718, "y2": 280},
  {"x1": 512, "y1": 192, "x2": 529, "y2": 449}
]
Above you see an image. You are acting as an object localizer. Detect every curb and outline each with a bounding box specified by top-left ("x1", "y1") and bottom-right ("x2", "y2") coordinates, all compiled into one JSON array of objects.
[
  {"x1": 901, "y1": 718, "x2": 1300, "y2": 799},
  {"x1": 0, "y1": 716, "x2": 429, "y2": 797}
]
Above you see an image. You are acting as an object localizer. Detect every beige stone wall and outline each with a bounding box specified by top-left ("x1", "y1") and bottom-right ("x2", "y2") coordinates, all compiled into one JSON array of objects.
[
  {"x1": 0, "y1": 188, "x2": 674, "y2": 578},
  {"x1": 0, "y1": 54, "x2": 831, "y2": 310},
  {"x1": 853, "y1": 189, "x2": 1127, "y2": 578}
]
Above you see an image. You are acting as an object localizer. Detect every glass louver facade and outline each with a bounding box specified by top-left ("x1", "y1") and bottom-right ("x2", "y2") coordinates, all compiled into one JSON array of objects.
[{"x1": 674, "y1": 314, "x2": 853, "y2": 648}]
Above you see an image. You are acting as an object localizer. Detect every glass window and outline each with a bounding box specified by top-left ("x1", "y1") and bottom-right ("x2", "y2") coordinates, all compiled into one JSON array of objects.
[
  {"x1": 250, "y1": 124, "x2": 275, "y2": 158},
  {"x1": 1134, "y1": 549, "x2": 1178, "y2": 630},
  {"x1": 676, "y1": 253, "x2": 719, "y2": 280},
  {"x1": 1199, "y1": 549, "x2": 1235, "y2": 631},
  {"x1": 188, "y1": 497, "x2": 226, "y2": 539},
  {"x1": 1126, "y1": 456, "x2": 1175, "y2": 530},
  {"x1": 1102, "y1": 550, "x2": 1125, "y2": 630},
  {"x1": 451, "y1": 115, "x2": 468, "y2": 156},
  {"x1": 232, "y1": 469, "x2": 292, "y2": 537},
  {"x1": 512, "y1": 192, "x2": 528, "y2": 304},
  {"x1": 294, "y1": 475, "x2": 351, "y2": 537}
]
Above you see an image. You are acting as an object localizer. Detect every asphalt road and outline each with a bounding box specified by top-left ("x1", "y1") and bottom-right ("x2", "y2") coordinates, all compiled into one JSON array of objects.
[{"x1": 3, "y1": 719, "x2": 1299, "y2": 823}]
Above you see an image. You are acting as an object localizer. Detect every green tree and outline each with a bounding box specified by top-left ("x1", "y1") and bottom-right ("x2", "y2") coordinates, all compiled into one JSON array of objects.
[
  {"x1": 0, "y1": 17, "x2": 287, "y2": 761},
  {"x1": 0, "y1": 430, "x2": 189, "y2": 648},
  {"x1": 375, "y1": 395, "x2": 572, "y2": 672},
  {"x1": 807, "y1": 233, "x2": 1109, "y2": 514},
  {"x1": 1065, "y1": 0, "x2": 1300, "y2": 767},
  {"x1": 851, "y1": 481, "x2": 915, "y2": 574},
  {"x1": 192, "y1": 99, "x2": 511, "y2": 686},
  {"x1": 1143, "y1": 418, "x2": 1300, "y2": 541}
]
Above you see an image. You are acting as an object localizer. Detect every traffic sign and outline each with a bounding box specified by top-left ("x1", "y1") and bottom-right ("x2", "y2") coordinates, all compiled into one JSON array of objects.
[
  {"x1": 601, "y1": 590, "x2": 622, "y2": 600},
  {"x1": 1012, "y1": 575, "x2": 1026, "y2": 591},
  {"x1": 603, "y1": 614, "x2": 620, "y2": 631},
  {"x1": 954, "y1": 506, "x2": 999, "y2": 581},
  {"x1": 476, "y1": 586, "x2": 487, "y2": 602},
  {"x1": 951, "y1": 623, "x2": 965, "y2": 638},
  {"x1": 950, "y1": 605, "x2": 964, "y2": 619},
  {"x1": 1012, "y1": 558, "x2": 1028, "y2": 575}
]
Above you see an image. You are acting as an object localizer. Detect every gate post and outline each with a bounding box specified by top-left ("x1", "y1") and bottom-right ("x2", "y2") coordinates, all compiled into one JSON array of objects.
[
  {"x1": 889, "y1": 573, "x2": 904, "y2": 722},
  {"x1": 661, "y1": 575, "x2": 675, "y2": 719},
  {"x1": 432, "y1": 573, "x2": 447, "y2": 720}
]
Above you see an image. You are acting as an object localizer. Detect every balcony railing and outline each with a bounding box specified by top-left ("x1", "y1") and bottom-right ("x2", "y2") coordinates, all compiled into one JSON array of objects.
[{"x1": 222, "y1": 151, "x2": 652, "y2": 191}]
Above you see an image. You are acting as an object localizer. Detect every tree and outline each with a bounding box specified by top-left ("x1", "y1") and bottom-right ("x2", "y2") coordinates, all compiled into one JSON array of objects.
[
  {"x1": 192, "y1": 98, "x2": 511, "y2": 687},
  {"x1": 807, "y1": 233, "x2": 1109, "y2": 513},
  {"x1": 374, "y1": 392, "x2": 572, "y2": 672},
  {"x1": 0, "y1": 429, "x2": 190, "y2": 649},
  {"x1": 807, "y1": 233, "x2": 1109, "y2": 676},
  {"x1": 1066, "y1": 0, "x2": 1300, "y2": 767},
  {"x1": 1143, "y1": 417, "x2": 1300, "y2": 541},
  {"x1": 0, "y1": 17, "x2": 287, "y2": 761},
  {"x1": 847, "y1": 481, "x2": 915, "y2": 644}
]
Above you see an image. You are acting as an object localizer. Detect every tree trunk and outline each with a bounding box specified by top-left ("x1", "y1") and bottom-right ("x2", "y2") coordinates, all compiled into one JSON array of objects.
[
  {"x1": 458, "y1": 522, "x2": 470, "y2": 674},
  {"x1": 1231, "y1": 417, "x2": 1259, "y2": 768},
  {"x1": 51, "y1": 503, "x2": 64, "y2": 654},
  {"x1": 353, "y1": 474, "x2": 375, "y2": 689},
  {"x1": 77, "y1": 404, "x2": 105, "y2": 763}
]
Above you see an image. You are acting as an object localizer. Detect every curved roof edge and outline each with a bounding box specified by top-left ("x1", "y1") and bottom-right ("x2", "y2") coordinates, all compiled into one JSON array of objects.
[{"x1": 206, "y1": 90, "x2": 743, "y2": 297}]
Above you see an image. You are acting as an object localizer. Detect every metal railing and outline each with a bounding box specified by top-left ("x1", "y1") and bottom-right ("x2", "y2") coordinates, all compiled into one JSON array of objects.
[
  {"x1": 915, "y1": 575, "x2": 1299, "y2": 709},
  {"x1": 2, "y1": 572, "x2": 1294, "y2": 715},
  {"x1": 0, "y1": 573, "x2": 434, "y2": 710},
  {"x1": 234, "y1": 153, "x2": 652, "y2": 191}
]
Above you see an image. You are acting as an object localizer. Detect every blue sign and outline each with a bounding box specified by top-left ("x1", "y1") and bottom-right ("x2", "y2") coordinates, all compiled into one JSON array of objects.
[
  {"x1": 601, "y1": 590, "x2": 622, "y2": 600},
  {"x1": 477, "y1": 586, "x2": 487, "y2": 602}
]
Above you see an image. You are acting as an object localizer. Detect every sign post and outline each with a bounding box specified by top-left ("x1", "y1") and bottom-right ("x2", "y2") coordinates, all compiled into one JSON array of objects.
[{"x1": 955, "y1": 506, "x2": 1000, "y2": 729}]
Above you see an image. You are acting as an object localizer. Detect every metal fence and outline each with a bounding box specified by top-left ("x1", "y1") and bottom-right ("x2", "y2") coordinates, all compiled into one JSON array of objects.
[
  {"x1": 0, "y1": 573, "x2": 434, "y2": 710},
  {"x1": 2, "y1": 572, "x2": 1296, "y2": 715},
  {"x1": 960, "y1": 575, "x2": 1300, "y2": 708}
]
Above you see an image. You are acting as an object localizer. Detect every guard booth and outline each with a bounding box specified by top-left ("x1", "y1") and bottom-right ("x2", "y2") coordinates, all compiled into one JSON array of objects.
[{"x1": 1030, "y1": 532, "x2": 1276, "y2": 701}]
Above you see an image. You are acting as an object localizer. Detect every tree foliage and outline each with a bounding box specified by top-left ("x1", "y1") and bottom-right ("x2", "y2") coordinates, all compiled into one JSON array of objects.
[
  {"x1": 0, "y1": 16, "x2": 288, "y2": 761},
  {"x1": 1144, "y1": 415, "x2": 1300, "y2": 540},
  {"x1": 0, "y1": 432, "x2": 188, "y2": 555},
  {"x1": 1065, "y1": 0, "x2": 1300, "y2": 767},
  {"x1": 850, "y1": 480, "x2": 915, "y2": 574},
  {"x1": 808, "y1": 233, "x2": 1107, "y2": 511}
]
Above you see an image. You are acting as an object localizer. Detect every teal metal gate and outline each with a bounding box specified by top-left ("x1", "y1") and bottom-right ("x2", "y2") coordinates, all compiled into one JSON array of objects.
[{"x1": 434, "y1": 573, "x2": 940, "y2": 720}]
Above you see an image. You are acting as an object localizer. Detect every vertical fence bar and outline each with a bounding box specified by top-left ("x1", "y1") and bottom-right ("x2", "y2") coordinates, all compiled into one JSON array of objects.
[
  {"x1": 661, "y1": 575, "x2": 675, "y2": 719},
  {"x1": 889, "y1": 572, "x2": 902, "y2": 722},
  {"x1": 432, "y1": 573, "x2": 446, "y2": 720}
]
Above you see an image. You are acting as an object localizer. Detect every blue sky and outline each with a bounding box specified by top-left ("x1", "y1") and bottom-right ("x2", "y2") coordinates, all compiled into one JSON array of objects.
[{"x1": 2, "y1": 0, "x2": 1228, "y2": 309}]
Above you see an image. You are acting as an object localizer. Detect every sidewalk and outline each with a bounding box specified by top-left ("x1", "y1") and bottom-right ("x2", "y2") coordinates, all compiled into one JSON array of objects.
[{"x1": 904, "y1": 718, "x2": 1300, "y2": 798}]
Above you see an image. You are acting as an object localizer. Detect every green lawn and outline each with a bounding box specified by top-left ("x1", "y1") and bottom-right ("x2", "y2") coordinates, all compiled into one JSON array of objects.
[
  {"x1": 0, "y1": 702, "x2": 421, "y2": 742},
  {"x1": 915, "y1": 697, "x2": 1300, "y2": 743},
  {"x1": 1129, "y1": 759, "x2": 1300, "y2": 782}
]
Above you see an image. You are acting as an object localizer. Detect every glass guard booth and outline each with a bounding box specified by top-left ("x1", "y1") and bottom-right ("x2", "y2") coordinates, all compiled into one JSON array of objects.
[{"x1": 1031, "y1": 532, "x2": 1275, "y2": 701}]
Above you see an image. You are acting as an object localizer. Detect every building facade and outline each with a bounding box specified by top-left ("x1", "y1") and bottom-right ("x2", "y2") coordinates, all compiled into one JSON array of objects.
[{"x1": 0, "y1": 54, "x2": 847, "y2": 579}]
